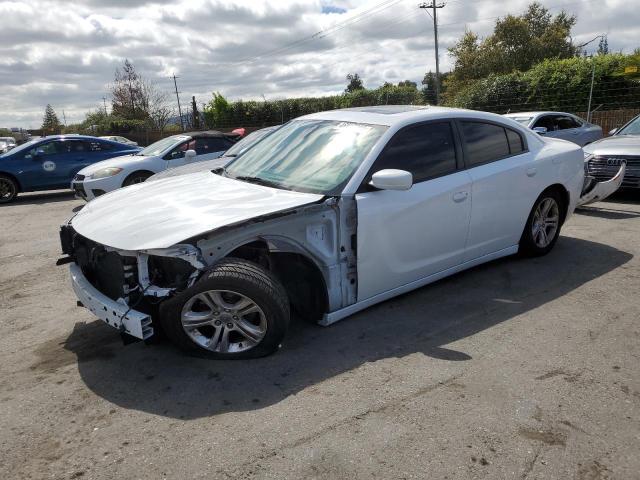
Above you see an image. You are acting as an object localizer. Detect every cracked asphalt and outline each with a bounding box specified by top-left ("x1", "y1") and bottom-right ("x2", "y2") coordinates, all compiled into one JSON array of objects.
[{"x1": 1, "y1": 190, "x2": 639, "y2": 480}]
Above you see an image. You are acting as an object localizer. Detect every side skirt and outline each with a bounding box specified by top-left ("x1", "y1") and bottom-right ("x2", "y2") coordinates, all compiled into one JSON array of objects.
[{"x1": 319, "y1": 245, "x2": 519, "y2": 326}]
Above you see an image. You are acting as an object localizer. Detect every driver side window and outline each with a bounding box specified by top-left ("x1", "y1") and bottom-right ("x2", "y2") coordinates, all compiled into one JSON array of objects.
[
  {"x1": 28, "y1": 141, "x2": 59, "y2": 157},
  {"x1": 166, "y1": 140, "x2": 195, "y2": 159},
  {"x1": 533, "y1": 116, "x2": 555, "y2": 131}
]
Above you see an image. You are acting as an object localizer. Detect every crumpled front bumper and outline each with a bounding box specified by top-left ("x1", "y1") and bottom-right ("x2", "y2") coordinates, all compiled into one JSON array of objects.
[
  {"x1": 577, "y1": 164, "x2": 626, "y2": 207},
  {"x1": 70, "y1": 263, "x2": 154, "y2": 340}
]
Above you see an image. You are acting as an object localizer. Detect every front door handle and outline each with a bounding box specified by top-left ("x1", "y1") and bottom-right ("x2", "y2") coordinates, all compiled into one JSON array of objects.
[
  {"x1": 526, "y1": 167, "x2": 537, "y2": 177},
  {"x1": 452, "y1": 191, "x2": 468, "y2": 203}
]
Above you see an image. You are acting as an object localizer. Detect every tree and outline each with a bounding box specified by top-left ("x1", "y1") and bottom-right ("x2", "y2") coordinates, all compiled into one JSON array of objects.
[
  {"x1": 397, "y1": 80, "x2": 417, "y2": 89},
  {"x1": 203, "y1": 92, "x2": 232, "y2": 128},
  {"x1": 345, "y1": 73, "x2": 364, "y2": 93},
  {"x1": 597, "y1": 36, "x2": 609, "y2": 55},
  {"x1": 446, "y1": 2, "x2": 578, "y2": 97},
  {"x1": 111, "y1": 59, "x2": 149, "y2": 121},
  {"x1": 41, "y1": 104, "x2": 62, "y2": 135}
]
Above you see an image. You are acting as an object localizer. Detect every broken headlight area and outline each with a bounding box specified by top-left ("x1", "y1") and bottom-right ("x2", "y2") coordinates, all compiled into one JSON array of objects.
[{"x1": 146, "y1": 255, "x2": 197, "y2": 292}]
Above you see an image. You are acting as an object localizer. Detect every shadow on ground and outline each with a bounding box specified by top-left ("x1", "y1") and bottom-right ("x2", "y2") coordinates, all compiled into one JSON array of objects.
[
  {"x1": 8, "y1": 191, "x2": 76, "y2": 206},
  {"x1": 57, "y1": 236, "x2": 631, "y2": 419}
]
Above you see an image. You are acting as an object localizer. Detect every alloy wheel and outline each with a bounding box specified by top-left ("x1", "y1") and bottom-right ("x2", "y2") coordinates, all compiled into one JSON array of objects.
[
  {"x1": 180, "y1": 289, "x2": 267, "y2": 353},
  {"x1": 0, "y1": 178, "x2": 16, "y2": 203},
  {"x1": 532, "y1": 197, "x2": 559, "y2": 248}
]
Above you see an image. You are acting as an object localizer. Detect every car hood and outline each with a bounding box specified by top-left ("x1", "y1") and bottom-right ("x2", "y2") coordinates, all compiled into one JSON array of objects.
[
  {"x1": 148, "y1": 156, "x2": 231, "y2": 182},
  {"x1": 71, "y1": 171, "x2": 324, "y2": 251},
  {"x1": 583, "y1": 135, "x2": 640, "y2": 156},
  {"x1": 78, "y1": 153, "x2": 155, "y2": 175}
]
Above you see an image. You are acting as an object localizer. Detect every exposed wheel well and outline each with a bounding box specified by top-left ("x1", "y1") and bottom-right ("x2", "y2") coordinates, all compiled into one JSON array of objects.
[
  {"x1": 542, "y1": 184, "x2": 570, "y2": 224},
  {"x1": 225, "y1": 240, "x2": 328, "y2": 322},
  {"x1": 0, "y1": 172, "x2": 22, "y2": 192}
]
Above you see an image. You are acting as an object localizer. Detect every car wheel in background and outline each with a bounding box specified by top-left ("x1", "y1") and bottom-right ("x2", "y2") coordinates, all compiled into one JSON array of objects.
[
  {"x1": 0, "y1": 175, "x2": 18, "y2": 204},
  {"x1": 519, "y1": 189, "x2": 564, "y2": 257},
  {"x1": 122, "y1": 171, "x2": 153, "y2": 187},
  {"x1": 159, "y1": 258, "x2": 290, "y2": 359}
]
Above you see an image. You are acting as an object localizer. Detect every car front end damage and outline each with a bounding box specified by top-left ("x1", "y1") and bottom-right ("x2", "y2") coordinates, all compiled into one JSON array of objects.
[
  {"x1": 577, "y1": 159, "x2": 626, "y2": 207},
  {"x1": 59, "y1": 224, "x2": 206, "y2": 341},
  {"x1": 58, "y1": 196, "x2": 356, "y2": 344}
]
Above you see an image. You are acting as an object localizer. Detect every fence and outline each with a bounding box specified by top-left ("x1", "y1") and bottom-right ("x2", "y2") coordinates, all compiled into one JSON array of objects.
[{"x1": 574, "y1": 108, "x2": 640, "y2": 135}]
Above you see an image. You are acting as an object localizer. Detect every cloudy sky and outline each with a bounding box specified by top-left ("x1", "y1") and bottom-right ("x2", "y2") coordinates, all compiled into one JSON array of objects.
[{"x1": 1, "y1": 0, "x2": 637, "y2": 128}]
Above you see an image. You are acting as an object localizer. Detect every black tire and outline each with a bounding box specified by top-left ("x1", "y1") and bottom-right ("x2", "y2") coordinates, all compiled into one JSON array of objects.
[
  {"x1": 159, "y1": 258, "x2": 290, "y2": 359},
  {"x1": 122, "y1": 171, "x2": 152, "y2": 187},
  {"x1": 519, "y1": 188, "x2": 565, "y2": 257},
  {"x1": 0, "y1": 174, "x2": 18, "y2": 204}
]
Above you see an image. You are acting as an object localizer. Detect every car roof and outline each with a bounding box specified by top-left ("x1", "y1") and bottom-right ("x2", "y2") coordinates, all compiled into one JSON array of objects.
[
  {"x1": 183, "y1": 130, "x2": 240, "y2": 139},
  {"x1": 41, "y1": 135, "x2": 115, "y2": 141},
  {"x1": 504, "y1": 111, "x2": 577, "y2": 117},
  {"x1": 300, "y1": 105, "x2": 519, "y2": 127}
]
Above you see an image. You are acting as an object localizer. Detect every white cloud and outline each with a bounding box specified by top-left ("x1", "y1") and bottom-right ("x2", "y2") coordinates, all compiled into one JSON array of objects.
[{"x1": 0, "y1": 0, "x2": 637, "y2": 127}]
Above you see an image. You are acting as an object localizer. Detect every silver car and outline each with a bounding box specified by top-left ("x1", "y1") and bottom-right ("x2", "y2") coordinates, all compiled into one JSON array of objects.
[
  {"x1": 504, "y1": 111, "x2": 602, "y2": 146},
  {"x1": 583, "y1": 114, "x2": 640, "y2": 190}
]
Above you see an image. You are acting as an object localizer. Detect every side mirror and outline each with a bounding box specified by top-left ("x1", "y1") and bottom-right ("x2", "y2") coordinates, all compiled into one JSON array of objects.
[
  {"x1": 532, "y1": 127, "x2": 547, "y2": 135},
  {"x1": 608, "y1": 128, "x2": 618, "y2": 135},
  {"x1": 185, "y1": 149, "x2": 197, "y2": 161},
  {"x1": 370, "y1": 169, "x2": 413, "y2": 191}
]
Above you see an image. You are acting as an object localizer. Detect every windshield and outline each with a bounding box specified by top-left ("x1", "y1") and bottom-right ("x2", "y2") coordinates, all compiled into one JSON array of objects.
[
  {"x1": 225, "y1": 120, "x2": 387, "y2": 195},
  {"x1": 138, "y1": 135, "x2": 186, "y2": 156},
  {"x1": 507, "y1": 116, "x2": 533, "y2": 126},
  {"x1": 617, "y1": 115, "x2": 640, "y2": 135},
  {"x1": 224, "y1": 128, "x2": 276, "y2": 157},
  {"x1": 0, "y1": 138, "x2": 39, "y2": 157}
]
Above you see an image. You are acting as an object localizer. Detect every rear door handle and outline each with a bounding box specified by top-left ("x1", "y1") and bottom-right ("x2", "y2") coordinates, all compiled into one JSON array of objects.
[
  {"x1": 452, "y1": 191, "x2": 468, "y2": 202},
  {"x1": 526, "y1": 167, "x2": 537, "y2": 177}
]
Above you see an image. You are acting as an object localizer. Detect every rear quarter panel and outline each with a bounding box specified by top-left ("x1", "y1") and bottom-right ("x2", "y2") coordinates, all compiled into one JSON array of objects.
[{"x1": 534, "y1": 137, "x2": 584, "y2": 219}]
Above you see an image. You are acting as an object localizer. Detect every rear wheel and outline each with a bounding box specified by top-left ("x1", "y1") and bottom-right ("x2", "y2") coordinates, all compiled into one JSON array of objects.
[
  {"x1": 159, "y1": 258, "x2": 290, "y2": 359},
  {"x1": 519, "y1": 189, "x2": 564, "y2": 257},
  {"x1": 122, "y1": 171, "x2": 152, "y2": 187},
  {"x1": 0, "y1": 175, "x2": 18, "y2": 204}
]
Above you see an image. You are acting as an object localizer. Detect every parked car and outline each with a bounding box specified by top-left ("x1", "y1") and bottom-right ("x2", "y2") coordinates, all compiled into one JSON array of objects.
[
  {"x1": 0, "y1": 137, "x2": 16, "y2": 153},
  {"x1": 503, "y1": 111, "x2": 602, "y2": 146},
  {"x1": 100, "y1": 135, "x2": 138, "y2": 147},
  {"x1": 71, "y1": 131, "x2": 238, "y2": 201},
  {"x1": 61, "y1": 105, "x2": 603, "y2": 359},
  {"x1": 583, "y1": 113, "x2": 640, "y2": 190},
  {"x1": 0, "y1": 135, "x2": 140, "y2": 204},
  {"x1": 148, "y1": 126, "x2": 278, "y2": 182}
]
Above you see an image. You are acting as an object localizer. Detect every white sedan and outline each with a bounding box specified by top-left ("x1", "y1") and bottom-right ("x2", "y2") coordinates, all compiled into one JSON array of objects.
[
  {"x1": 60, "y1": 106, "x2": 592, "y2": 359},
  {"x1": 72, "y1": 131, "x2": 238, "y2": 201}
]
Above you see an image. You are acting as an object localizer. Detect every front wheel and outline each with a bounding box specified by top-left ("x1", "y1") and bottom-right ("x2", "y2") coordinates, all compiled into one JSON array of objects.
[
  {"x1": 159, "y1": 258, "x2": 290, "y2": 359},
  {"x1": 519, "y1": 190, "x2": 564, "y2": 257},
  {"x1": 122, "y1": 171, "x2": 152, "y2": 187},
  {"x1": 0, "y1": 175, "x2": 18, "y2": 204}
]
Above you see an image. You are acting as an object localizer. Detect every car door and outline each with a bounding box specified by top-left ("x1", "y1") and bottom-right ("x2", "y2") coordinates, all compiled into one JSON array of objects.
[
  {"x1": 54, "y1": 140, "x2": 97, "y2": 185},
  {"x1": 21, "y1": 140, "x2": 67, "y2": 189},
  {"x1": 355, "y1": 120, "x2": 472, "y2": 301},
  {"x1": 459, "y1": 120, "x2": 542, "y2": 262},
  {"x1": 164, "y1": 139, "x2": 195, "y2": 169}
]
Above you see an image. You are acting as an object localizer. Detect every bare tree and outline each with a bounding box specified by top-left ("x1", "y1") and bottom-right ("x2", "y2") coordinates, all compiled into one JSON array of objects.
[{"x1": 144, "y1": 80, "x2": 173, "y2": 134}]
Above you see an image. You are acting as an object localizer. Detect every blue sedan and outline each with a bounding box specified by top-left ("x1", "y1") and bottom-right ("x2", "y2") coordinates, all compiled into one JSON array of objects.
[{"x1": 0, "y1": 135, "x2": 140, "y2": 203}]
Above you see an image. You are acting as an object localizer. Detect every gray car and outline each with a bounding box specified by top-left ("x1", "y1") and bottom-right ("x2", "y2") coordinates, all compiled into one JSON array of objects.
[
  {"x1": 148, "y1": 126, "x2": 279, "y2": 182},
  {"x1": 583, "y1": 114, "x2": 640, "y2": 190},
  {"x1": 504, "y1": 111, "x2": 602, "y2": 146}
]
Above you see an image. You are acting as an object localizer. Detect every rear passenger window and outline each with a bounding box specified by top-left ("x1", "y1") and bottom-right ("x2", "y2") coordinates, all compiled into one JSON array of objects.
[
  {"x1": 461, "y1": 122, "x2": 510, "y2": 166},
  {"x1": 195, "y1": 137, "x2": 234, "y2": 154},
  {"x1": 505, "y1": 128, "x2": 524, "y2": 154},
  {"x1": 372, "y1": 121, "x2": 457, "y2": 183}
]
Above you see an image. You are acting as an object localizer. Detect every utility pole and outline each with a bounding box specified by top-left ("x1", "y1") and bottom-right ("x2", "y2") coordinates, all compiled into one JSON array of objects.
[
  {"x1": 62, "y1": 110, "x2": 67, "y2": 126},
  {"x1": 102, "y1": 96, "x2": 108, "y2": 115},
  {"x1": 419, "y1": 2, "x2": 445, "y2": 105},
  {"x1": 172, "y1": 74, "x2": 184, "y2": 131}
]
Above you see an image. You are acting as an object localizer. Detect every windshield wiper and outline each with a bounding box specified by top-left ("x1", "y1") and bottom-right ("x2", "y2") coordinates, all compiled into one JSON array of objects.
[{"x1": 233, "y1": 175, "x2": 289, "y2": 190}]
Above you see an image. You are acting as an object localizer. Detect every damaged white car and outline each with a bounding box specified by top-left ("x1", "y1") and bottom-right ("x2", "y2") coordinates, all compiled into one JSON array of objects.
[{"x1": 59, "y1": 106, "x2": 607, "y2": 359}]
